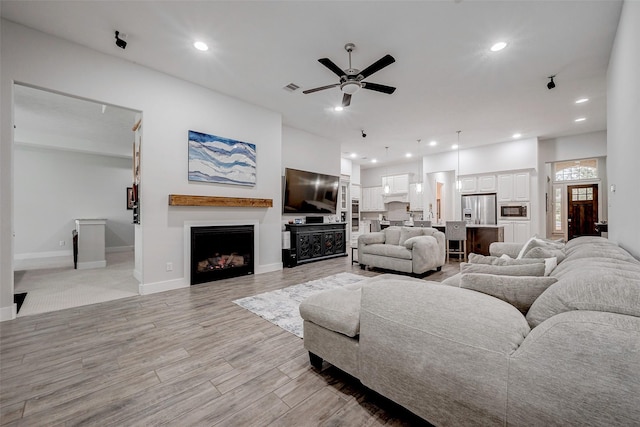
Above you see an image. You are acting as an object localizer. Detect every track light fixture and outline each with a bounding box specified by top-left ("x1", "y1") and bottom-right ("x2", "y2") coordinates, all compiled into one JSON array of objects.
[
  {"x1": 115, "y1": 31, "x2": 127, "y2": 50},
  {"x1": 361, "y1": 129, "x2": 367, "y2": 138},
  {"x1": 547, "y1": 75, "x2": 556, "y2": 90}
]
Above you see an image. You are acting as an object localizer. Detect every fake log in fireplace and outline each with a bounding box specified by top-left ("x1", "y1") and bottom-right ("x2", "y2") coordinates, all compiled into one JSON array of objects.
[{"x1": 190, "y1": 225, "x2": 254, "y2": 285}]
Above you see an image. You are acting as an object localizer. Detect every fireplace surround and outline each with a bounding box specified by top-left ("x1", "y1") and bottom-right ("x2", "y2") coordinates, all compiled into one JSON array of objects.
[{"x1": 190, "y1": 225, "x2": 254, "y2": 285}]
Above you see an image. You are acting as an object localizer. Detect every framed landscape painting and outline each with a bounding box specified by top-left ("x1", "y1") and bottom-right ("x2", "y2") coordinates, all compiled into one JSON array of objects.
[{"x1": 188, "y1": 130, "x2": 256, "y2": 186}]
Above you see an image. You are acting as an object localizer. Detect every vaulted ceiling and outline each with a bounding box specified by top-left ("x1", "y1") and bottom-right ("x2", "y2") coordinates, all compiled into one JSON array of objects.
[{"x1": 1, "y1": 1, "x2": 622, "y2": 167}]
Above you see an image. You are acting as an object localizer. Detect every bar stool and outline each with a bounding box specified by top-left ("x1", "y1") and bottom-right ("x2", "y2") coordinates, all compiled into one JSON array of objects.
[
  {"x1": 445, "y1": 221, "x2": 467, "y2": 262},
  {"x1": 414, "y1": 220, "x2": 432, "y2": 228}
]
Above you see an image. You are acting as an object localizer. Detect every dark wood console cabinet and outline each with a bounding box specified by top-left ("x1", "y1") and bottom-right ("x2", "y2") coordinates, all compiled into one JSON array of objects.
[{"x1": 284, "y1": 223, "x2": 347, "y2": 267}]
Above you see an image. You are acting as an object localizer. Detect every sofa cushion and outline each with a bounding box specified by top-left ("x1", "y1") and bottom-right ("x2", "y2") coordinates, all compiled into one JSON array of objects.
[
  {"x1": 361, "y1": 243, "x2": 413, "y2": 260},
  {"x1": 461, "y1": 262, "x2": 546, "y2": 277},
  {"x1": 399, "y1": 227, "x2": 424, "y2": 246},
  {"x1": 460, "y1": 273, "x2": 558, "y2": 314},
  {"x1": 526, "y1": 268, "x2": 640, "y2": 328},
  {"x1": 299, "y1": 286, "x2": 362, "y2": 337},
  {"x1": 383, "y1": 226, "x2": 402, "y2": 246}
]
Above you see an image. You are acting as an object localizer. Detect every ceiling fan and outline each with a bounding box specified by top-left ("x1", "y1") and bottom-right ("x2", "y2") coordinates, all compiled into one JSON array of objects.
[{"x1": 303, "y1": 43, "x2": 396, "y2": 107}]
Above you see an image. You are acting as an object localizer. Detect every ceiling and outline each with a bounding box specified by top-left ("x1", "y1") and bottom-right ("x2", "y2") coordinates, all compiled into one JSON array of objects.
[{"x1": 1, "y1": 1, "x2": 622, "y2": 168}]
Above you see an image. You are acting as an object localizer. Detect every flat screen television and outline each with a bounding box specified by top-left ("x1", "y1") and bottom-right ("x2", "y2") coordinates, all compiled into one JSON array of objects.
[{"x1": 283, "y1": 168, "x2": 339, "y2": 214}]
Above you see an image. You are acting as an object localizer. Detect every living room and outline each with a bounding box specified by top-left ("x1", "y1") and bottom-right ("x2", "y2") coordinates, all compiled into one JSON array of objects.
[{"x1": 1, "y1": 1, "x2": 639, "y2": 425}]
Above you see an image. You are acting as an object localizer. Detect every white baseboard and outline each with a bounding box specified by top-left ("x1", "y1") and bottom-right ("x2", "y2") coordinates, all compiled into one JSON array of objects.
[
  {"x1": 0, "y1": 304, "x2": 17, "y2": 322},
  {"x1": 255, "y1": 262, "x2": 283, "y2": 274},
  {"x1": 139, "y1": 278, "x2": 188, "y2": 295},
  {"x1": 133, "y1": 268, "x2": 142, "y2": 283},
  {"x1": 77, "y1": 260, "x2": 107, "y2": 269},
  {"x1": 106, "y1": 246, "x2": 134, "y2": 253}
]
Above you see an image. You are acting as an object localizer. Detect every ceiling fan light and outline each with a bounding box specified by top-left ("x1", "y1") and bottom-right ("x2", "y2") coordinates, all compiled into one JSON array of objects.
[{"x1": 341, "y1": 81, "x2": 361, "y2": 95}]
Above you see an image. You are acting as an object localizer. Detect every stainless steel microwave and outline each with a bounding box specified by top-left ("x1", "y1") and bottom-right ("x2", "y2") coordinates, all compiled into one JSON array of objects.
[{"x1": 498, "y1": 202, "x2": 530, "y2": 219}]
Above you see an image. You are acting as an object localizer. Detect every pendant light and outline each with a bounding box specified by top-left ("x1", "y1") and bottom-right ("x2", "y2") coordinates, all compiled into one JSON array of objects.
[
  {"x1": 383, "y1": 146, "x2": 391, "y2": 194},
  {"x1": 455, "y1": 131, "x2": 461, "y2": 191},
  {"x1": 416, "y1": 139, "x2": 422, "y2": 193}
]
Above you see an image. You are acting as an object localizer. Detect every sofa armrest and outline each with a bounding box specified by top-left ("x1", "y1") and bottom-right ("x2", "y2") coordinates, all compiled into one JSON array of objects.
[
  {"x1": 489, "y1": 242, "x2": 523, "y2": 258},
  {"x1": 507, "y1": 310, "x2": 640, "y2": 425},
  {"x1": 358, "y1": 279, "x2": 530, "y2": 426},
  {"x1": 358, "y1": 232, "x2": 385, "y2": 246}
]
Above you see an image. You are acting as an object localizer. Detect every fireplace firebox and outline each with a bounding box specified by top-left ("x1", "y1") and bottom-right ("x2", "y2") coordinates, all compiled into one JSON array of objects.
[{"x1": 190, "y1": 225, "x2": 254, "y2": 285}]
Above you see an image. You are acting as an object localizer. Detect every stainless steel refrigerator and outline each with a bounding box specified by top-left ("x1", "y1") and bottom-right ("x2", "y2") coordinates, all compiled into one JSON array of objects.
[{"x1": 461, "y1": 194, "x2": 497, "y2": 225}]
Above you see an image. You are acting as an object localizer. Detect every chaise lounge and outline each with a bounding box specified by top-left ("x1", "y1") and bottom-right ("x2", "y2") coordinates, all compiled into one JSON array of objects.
[{"x1": 300, "y1": 236, "x2": 640, "y2": 426}]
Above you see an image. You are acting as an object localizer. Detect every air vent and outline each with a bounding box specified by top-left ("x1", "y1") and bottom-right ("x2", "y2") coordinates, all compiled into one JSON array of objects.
[{"x1": 283, "y1": 83, "x2": 300, "y2": 92}]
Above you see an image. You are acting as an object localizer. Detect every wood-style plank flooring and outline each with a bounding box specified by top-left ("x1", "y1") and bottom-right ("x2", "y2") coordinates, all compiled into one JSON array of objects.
[{"x1": 1, "y1": 257, "x2": 458, "y2": 426}]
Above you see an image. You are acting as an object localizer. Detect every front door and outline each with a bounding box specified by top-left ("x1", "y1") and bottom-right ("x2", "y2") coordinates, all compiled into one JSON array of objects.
[{"x1": 567, "y1": 184, "x2": 598, "y2": 240}]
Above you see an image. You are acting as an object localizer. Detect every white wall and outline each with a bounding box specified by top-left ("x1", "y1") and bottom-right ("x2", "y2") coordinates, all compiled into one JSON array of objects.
[
  {"x1": 1, "y1": 20, "x2": 283, "y2": 317},
  {"x1": 607, "y1": 0, "x2": 640, "y2": 258},
  {"x1": 360, "y1": 161, "x2": 422, "y2": 188},
  {"x1": 13, "y1": 145, "x2": 134, "y2": 259}
]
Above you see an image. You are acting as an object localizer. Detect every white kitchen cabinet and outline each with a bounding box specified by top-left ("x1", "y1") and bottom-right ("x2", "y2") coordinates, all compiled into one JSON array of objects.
[
  {"x1": 498, "y1": 172, "x2": 530, "y2": 201},
  {"x1": 460, "y1": 177, "x2": 477, "y2": 193},
  {"x1": 514, "y1": 172, "x2": 530, "y2": 201},
  {"x1": 351, "y1": 184, "x2": 361, "y2": 200},
  {"x1": 477, "y1": 175, "x2": 497, "y2": 193},
  {"x1": 498, "y1": 220, "x2": 531, "y2": 244},
  {"x1": 409, "y1": 183, "x2": 424, "y2": 211},
  {"x1": 382, "y1": 174, "x2": 410, "y2": 194},
  {"x1": 362, "y1": 186, "x2": 384, "y2": 211}
]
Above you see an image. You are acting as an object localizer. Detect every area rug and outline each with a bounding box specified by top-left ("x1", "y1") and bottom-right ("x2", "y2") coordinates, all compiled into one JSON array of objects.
[{"x1": 233, "y1": 272, "x2": 366, "y2": 338}]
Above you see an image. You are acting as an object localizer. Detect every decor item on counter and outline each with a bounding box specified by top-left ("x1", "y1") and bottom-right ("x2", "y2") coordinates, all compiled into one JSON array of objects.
[
  {"x1": 188, "y1": 130, "x2": 256, "y2": 186},
  {"x1": 233, "y1": 272, "x2": 366, "y2": 338}
]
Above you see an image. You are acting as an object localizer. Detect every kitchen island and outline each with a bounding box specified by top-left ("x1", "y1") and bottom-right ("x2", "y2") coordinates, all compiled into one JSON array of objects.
[{"x1": 432, "y1": 224, "x2": 504, "y2": 257}]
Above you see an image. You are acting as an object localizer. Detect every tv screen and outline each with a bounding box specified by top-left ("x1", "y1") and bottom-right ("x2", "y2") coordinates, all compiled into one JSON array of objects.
[{"x1": 283, "y1": 168, "x2": 339, "y2": 214}]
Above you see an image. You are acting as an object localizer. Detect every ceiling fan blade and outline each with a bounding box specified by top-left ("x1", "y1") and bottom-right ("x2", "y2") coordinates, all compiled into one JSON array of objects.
[
  {"x1": 318, "y1": 58, "x2": 345, "y2": 78},
  {"x1": 342, "y1": 93, "x2": 352, "y2": 107},
  {"x1": 362, "y1": 82, "x2": 396, "y2": 94},
  {"x1": 302, "y1": 83, "x2": 340, "y2": 94},
  {"x1": 359, "y1": 54, "x2": 395, "y2": 79}
]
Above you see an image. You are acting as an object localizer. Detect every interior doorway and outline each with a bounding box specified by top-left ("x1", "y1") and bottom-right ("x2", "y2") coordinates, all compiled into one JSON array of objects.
[
  {"x1": 12, "y1": 84, "x2": 141, "y2": 316},
  {"x1": 567, "y1": 184, "x2": 599, "y2": 240}
]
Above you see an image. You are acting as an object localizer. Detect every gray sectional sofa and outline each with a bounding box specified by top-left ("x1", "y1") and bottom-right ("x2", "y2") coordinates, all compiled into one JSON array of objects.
[
  {"x1": 299, "y1": 236, "x2": 640, "y2": 426},
  {"x1": 357, "y1": 226, "x2": 445, "y2": 275}
]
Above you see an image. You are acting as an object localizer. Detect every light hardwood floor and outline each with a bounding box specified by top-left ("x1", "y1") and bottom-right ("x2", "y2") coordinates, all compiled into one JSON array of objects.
[{"x1": 1, "y1": 257, "x2": 458, "y2": 426}]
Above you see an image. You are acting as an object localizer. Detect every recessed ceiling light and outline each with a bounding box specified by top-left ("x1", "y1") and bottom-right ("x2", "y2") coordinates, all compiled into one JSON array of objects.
[
  {"x1": 193, "y1": 41, "x2": 209, "y2": 51},
  {"x1": 429, "y1": 140, "x2": 437, "y2": 146},
  {"x1": 513, "y1": 133, "x2": 522, "y2": 139},
  {"x1": 575, "y1": 117, "x2": 586, "y2": 122},
  {"x1": 372, "y1": 159, "x2": 378, "y2": 163},
  {"x1": 575, "y1": 98, "x2": 589, "y2": 104},
  {"x1": 334, "y1": 106, "x2": 344, "y2": 112},
  {"x1": 490, "y1": 41, "x2": 508, "y2": 52},
  {"x1": 350, "y1": 153, "x2": 357, "y2": 158},
  {"x1": 405, "y1": 153, "x2": 412, "y2": 158},
  {"x1": 451, "y1": 144, "x2": 459, "y2": 150}
]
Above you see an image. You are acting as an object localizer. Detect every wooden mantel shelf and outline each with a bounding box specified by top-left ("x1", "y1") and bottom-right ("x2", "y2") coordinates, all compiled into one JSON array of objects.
[{"x1": 168, "y1": 194, "x2": 273, "y2": 208}]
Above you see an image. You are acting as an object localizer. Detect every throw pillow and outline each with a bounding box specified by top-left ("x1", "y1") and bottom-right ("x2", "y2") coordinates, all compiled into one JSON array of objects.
[
  {"x1": 524, "y1": 246, "x2": 566, "y2": 263},
  {"x1": 468, "y1": 253, "x2": 502, "y2": 264},
  {"x1": 518, "y1": 237, "x2": 567, "y2": 259},
  {"x1": 460, "y1": 262, "x2": 546, "y2": 276},
  {"x1": 384, "y1": 227, "x2": 402, "y2": 246},
  {"x1": 460, "y1": 273, "x2": 558, "y2": 314},
  {"x1": 399, "y1": 227, "x2": 425, "y2": 246}
]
